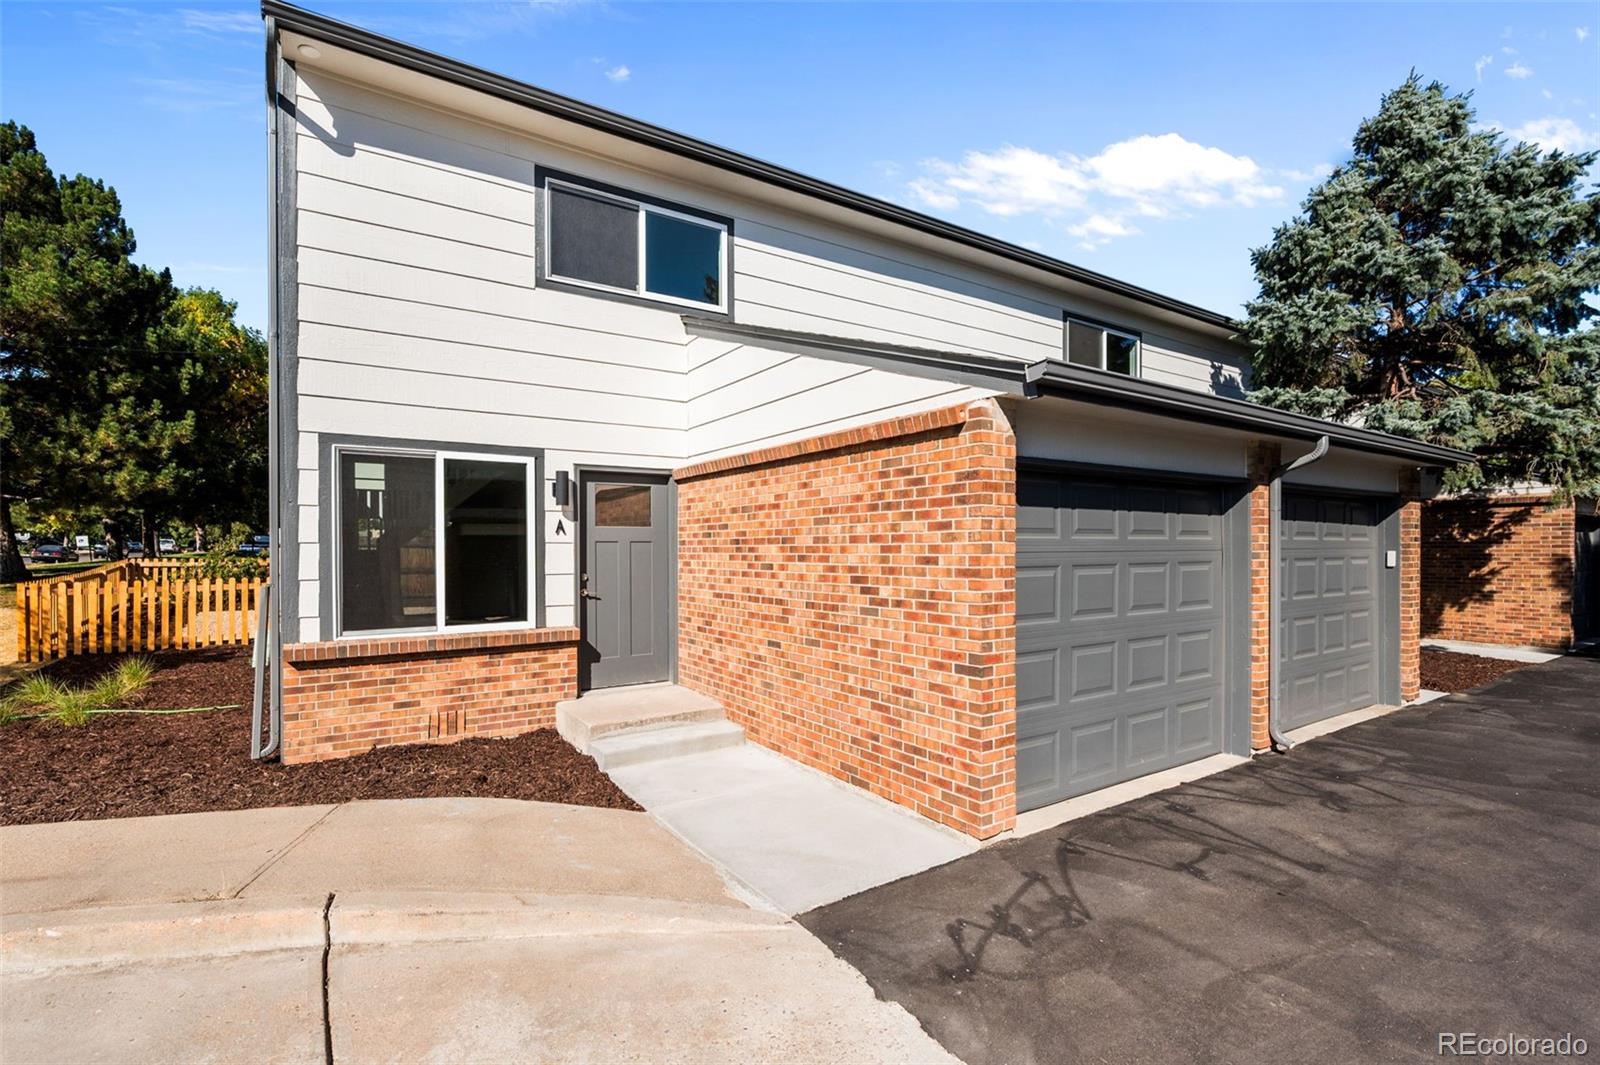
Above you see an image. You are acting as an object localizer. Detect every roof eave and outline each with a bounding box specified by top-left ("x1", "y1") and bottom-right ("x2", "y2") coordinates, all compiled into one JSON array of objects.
[
  {"x1": 261, "y1": 0, "x2": 1240, "y2": 335},
  {"x1": 1034, "y1": 363, "x2": 1474, "y2": 467}
]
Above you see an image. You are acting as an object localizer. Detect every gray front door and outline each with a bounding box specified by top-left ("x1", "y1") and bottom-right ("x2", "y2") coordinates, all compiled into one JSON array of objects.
[
  {"x1": 1279, "y1": 492, "x2": 1385, "y2": 729},
  {"x1": 582, "y1": 476, "x2": 671, "y2": 689},
  {"x1": 1016, "y1": 472, "x2": 1229, "y2": 812}
]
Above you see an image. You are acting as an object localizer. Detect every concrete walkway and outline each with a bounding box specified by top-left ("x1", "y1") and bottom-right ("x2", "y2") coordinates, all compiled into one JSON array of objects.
[
  {"x1": 609, "y1": 743, "x2": 976, "y2": 914},
  {"x1": 2, "y1": 798, "x2": 955, "y2": 1064}
]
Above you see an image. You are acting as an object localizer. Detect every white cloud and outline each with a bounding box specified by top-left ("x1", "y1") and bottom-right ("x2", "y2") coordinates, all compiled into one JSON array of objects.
[
  {"x1": 1279, "y1": 162, "x2": 1335, "y2": 183},
  {"x1": 178, "y1": 9, "x2": 259, "y2": 34},
  {"x1": 1067, "y1": 213, "x2": 1138, "y2": 250},
  {"x1": 1578, "y1": 26, "x2": 1592, "y2": 43},
  {"x1": 1507, "y1": 116, "x2": 1600, "y2": 153},
  {"x1": 1543, "y1": 88, "x2": 1555, "y2": 100},
  {"x1": 604, "y1": 65, "x2": 630, "y2": 83},
  {"x1": 913, "y1": 145, "x2": 1089, "y2": 217},
  {"x1": 1475, "y1": 54, "x2": 1494, "y2": 81},
  {"x1": 908, "y1": 132, "x2": 1284, "y2": 249},
  {"x1": 1501, "y1": 45, "x2": 1518, "y2": 55},
  {"x1": 1505, "y1": 61, "x2": 1534, "y2": 79}
]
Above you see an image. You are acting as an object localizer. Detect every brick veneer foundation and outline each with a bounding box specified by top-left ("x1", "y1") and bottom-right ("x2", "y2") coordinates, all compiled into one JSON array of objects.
[
  {"x1": 675, "y1": 400, "x2": 1017, "y2": 839},
  {"x1": 280, "y1": 627, "x2": 579, "y2": 764},
  {"x1": 1422, "y1": 494, "x2": 1575, "y2": 650}
]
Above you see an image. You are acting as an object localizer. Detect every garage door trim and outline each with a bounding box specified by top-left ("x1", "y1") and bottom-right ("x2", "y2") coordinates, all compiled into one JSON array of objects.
[
  {"x1": 1277, "y1": 484, "x2": 1403, "y2": 723},
  {"x1": 1016, "y1": 459, "x2": 1254, "y2": 810}
]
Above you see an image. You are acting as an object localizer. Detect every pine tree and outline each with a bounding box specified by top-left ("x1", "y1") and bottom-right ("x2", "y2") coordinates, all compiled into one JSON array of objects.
[
  {"x1": 1, "y1": 122, "x2": 267, "y2": 579},
  {"x1": 1242, "y1": 76, "x2": 1600, "y2": 497}
]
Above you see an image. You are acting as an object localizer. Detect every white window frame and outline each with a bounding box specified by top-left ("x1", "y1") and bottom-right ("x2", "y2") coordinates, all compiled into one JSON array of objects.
[
  {"x1": 331, "y1": 445, "x2": 539, "y2": 639},
  {"x1": 1067, "y1": 316, "x2": 1142, "y2": 376},
  {"x1": 543, "y1": 177, "x2": 730, "y2": 313}
]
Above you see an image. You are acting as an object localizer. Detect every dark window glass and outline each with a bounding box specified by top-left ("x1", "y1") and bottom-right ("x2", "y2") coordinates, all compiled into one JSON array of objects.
[
  {"x1": 594, "y1": 484, "x2": 652, "y2": 527},
  {"x1": 644, "y1": 211, "x2": 721, "y2": 305},
  {"x1": 1067, "y1": 320, "x2": 1103, "y2": 367},
  {"x1": 1106, "y1": 332, "x2": 1138, "y2": 375},
  {"x1": 444, "y1": 459, "x2": 527, "y2": 626},
  {"x1": 339, "y1": 454, "x2": 435, "y2": 633},
  {"x1": 548, "y1": 185, "x2": 638, "y2": 290}
]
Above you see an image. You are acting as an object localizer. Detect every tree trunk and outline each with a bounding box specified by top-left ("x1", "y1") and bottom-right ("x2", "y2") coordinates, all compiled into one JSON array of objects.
[{"x1": 0, "y1": 490, "x2": 27, "y2": 584}]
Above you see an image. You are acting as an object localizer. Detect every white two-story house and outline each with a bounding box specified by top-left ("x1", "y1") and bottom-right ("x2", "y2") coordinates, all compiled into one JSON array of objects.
[{"x1": 261, "y1": 2, "x2": 1467, "y2": 839}]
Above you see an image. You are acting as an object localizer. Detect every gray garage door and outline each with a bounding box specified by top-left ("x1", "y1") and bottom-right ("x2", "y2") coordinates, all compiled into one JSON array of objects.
[
  {"x1": 1279, "y1": 492, "x2": 1384, "y2": 730},
  {"x1": 1016, "y1": 472, "x2": 1229, "y2": 811}
]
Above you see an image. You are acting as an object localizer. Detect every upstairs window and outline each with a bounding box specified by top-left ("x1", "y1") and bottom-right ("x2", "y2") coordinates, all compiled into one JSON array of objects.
[
  {"x1": 544, "y1": 177, "x2": 728, "y2": 312},
  {"x1": 1066, "y1": 317, "x2": 1140, "y2": 376}
]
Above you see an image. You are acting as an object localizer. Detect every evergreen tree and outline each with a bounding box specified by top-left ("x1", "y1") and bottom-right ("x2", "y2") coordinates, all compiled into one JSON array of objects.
[
  {"x1": 1, "y1": 122, "x2": 267, "y2": 579},
  {"x1": 1242, "y1": 76, "x2": 1600, "y2": 497}
]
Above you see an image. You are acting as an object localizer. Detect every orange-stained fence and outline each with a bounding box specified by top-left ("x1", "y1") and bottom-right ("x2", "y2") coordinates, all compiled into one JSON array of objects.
[{"x1": 14, "y1": 560, "x2": 268, "y2": 661}]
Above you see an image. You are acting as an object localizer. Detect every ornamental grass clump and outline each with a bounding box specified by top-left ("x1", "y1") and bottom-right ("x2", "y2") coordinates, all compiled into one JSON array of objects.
[{"x1": 1, "y1": 657, "x2": 157, "y2": 727}]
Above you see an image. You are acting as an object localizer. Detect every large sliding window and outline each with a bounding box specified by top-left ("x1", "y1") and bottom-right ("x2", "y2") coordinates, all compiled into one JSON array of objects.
[
  {"x1": 543, "y1": 176, "x2": 729, "y2": 312},
  {"x1": 335, "y1": 448, "x2": 537, "y2": 637}
]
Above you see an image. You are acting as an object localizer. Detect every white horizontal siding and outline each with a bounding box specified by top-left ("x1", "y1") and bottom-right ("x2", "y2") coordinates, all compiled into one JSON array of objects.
[
  {"x1": 285, "y1": 65, "x2": 1259, "y2": 642},
  {"x1": 1141, "y1": 335, "x2": 1251, "y2": 397},
  {"x1": 686, "y1": 352, "x2": 994, "y2": 462}
]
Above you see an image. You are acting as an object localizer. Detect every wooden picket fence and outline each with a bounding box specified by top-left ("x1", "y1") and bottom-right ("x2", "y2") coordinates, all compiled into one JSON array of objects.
[{"x1": 15, "y1": 560, "x2": 269, "y2": 662}]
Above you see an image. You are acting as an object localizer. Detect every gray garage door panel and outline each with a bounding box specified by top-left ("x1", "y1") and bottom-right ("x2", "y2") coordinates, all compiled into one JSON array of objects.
[
  {"x1": 1279, "y1": 493, "x2": 1384, "y2": 730},
  {"x1": 1016, "y1": 475, "x2": 1228, "y2": 811}
]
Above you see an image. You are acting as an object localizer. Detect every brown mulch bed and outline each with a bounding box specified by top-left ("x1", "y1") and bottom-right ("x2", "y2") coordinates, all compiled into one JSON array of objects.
[
  {"x1": 1419, "y1": 647, "x2": 1528, "y2": 694},
  {"x1": 0, "y1": 648, "x2": 638, "y2": 826}
]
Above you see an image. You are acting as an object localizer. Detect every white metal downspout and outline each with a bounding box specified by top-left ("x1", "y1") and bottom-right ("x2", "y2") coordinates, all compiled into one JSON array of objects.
[
  {"x1": 254, "y1": 15, "x2": 283, "y2": 760},
  {"x1": 1267, "y1": 435, "x2": 1330, "y2": 753}
]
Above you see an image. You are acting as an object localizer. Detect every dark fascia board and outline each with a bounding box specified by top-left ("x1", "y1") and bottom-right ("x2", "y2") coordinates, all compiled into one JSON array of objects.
[
  {"x1": 260, "y1": 0, "x2": 1238, "y2": 335},
  {"x1": 681, "y1": 316, "x2": 1041, "y2": 394},
  {"x1": 1035, "y1": 362, "x2": 1475, "y2": 467}
]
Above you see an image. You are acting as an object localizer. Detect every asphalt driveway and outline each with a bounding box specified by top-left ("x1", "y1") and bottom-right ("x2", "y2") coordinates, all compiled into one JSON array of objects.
[{"x1": 802, "y1": 655, "x2": 1600, "y2": 1065}]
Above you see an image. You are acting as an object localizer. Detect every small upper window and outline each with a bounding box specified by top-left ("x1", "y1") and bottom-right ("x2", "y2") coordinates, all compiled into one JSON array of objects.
[
  {"x1": 545, "y1": 177, "x2": 727, "y2": 311},
  {"x1": 1066, "y1": 317, "x2": 1140, "y2": 376}
]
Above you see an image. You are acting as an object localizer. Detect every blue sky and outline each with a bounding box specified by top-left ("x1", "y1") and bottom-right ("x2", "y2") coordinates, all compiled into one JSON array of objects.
[{"x1": 3, "y1": 1, "x2": 1596, "y2": 333}]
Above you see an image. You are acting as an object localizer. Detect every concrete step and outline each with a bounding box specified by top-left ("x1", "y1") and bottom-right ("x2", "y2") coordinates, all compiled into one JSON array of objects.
[
  {"x1": 556, "y1": 684, "x2": 725, "y2": 753},
  {"x1": 588, "y1": 720, "x2": 746, "y2": 771}
]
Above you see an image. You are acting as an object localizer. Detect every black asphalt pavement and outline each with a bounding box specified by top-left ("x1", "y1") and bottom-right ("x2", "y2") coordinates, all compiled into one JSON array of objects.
[{"x1": 802, "y1": 655, "x2": 1600, "y2": 1065}]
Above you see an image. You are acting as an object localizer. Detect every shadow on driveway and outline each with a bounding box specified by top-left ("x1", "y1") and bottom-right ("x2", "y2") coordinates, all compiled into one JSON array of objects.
[{"x1": 801, "y1": 655, "x2": 1600, "y2": 1065}]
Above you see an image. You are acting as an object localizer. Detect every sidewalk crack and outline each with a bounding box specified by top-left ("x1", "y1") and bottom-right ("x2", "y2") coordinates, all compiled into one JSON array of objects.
[
  {"x1": 229, "y1": 804, "x2": 341, "y2": 899},
  {"x1": 321, "y1": 892, "x2": 335, "y2": 1065}
]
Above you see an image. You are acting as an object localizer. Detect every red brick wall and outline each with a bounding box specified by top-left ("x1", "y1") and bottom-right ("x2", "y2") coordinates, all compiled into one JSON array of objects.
[
  {"x1": 1399, "y1": 472, "x2": 1422, "y2": 701},
  {"x1": 280, "y1": 628, "x2": 579, "y2": 763},
  {"x1": 674, "y1": 400, "x2": 1017, "y2": 840},
  {"x1": 1422, "y1": 495, "x2": 1575, "y2": 650},
  {"x1": 1246, "y1": 442, "x2": 1279, "y2": 750}
]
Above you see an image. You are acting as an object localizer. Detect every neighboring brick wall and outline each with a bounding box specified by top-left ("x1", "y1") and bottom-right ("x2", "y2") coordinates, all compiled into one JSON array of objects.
[
  {"x1": 1246, "y1": 442, "x2": 1280, "y2": 751},
  {"x1": 280, "y1": 628, "x2": 579, "y2": 763},
  {"x1": 675, "y1": 400, "x2": 1017, "y2": 840},
  {"x1": 1422, "y1": 495, "x2": 1575, "y2": 650}
]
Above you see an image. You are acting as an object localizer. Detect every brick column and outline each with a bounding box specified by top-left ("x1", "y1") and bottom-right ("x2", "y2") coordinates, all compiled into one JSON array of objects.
[
  {"x1": 1246, "y1": 442, "x2": 1281, "y2": 752},
  {"x1": 1399, "y1": 469, "x2": 1422, "y2": 702}
]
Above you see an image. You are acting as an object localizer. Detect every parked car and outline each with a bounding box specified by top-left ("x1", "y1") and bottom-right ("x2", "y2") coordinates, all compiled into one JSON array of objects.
[
  {"x1": 29, "y1": 543, "x2": 72, "y2": 563},
  {"x1": 158, "y1": 536, "x2": 177, "y2": 553},
  {"x1": 127, "y1": 540, "x2": 145, "y2": 557},
  {"x1": 92, "y1": 543, "x2": 110, "y2": 560},
  {"x1": 237, "y1": 534, "x2": 271, "y2": 557}
]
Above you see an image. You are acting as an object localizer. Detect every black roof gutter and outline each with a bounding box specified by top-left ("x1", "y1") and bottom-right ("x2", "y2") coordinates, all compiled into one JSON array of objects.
[
  {"x1": 261, "y1": 0, "x2": 1239, "y2": 334},
  {"x1": 1033, "y1": 362, "x2": 1474, "y2": 466}
]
